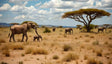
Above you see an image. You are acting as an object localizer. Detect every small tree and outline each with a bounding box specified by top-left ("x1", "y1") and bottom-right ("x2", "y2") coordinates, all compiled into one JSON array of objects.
[
  {"x1": 76, "y1": 25, "x2": 82, "y2": 29},
  {"x1": 62, "y1": 8, "x2": 111, "y2": 32}
]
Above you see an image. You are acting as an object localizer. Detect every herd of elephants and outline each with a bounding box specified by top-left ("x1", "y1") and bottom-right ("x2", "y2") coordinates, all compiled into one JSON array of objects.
[{"x1": 8, "y1": 22, "x2": 106, "y2": 42}]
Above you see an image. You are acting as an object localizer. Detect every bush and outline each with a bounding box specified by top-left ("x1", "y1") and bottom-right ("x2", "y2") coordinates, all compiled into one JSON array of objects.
[
  {"x1": 43, "y1": 27, "x2": 51, "y2": 33},
  {"x1": 53, "y1": 55, "x2": 59, "y2": 60},
  {"x1": 63, "y1": 53, "x2": 79, "y2": 62},
  {"x1": 63, "y1": 44, "x2": 72, "y2": 51}
]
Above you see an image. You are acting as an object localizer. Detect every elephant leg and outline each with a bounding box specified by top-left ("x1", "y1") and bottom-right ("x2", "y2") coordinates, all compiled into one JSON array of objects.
[
  {"x1": 9, "y1": 33, "x2": 13, "y2": 42},
  {"x1": 25, "y1": 34, "x2": 28, "y2": 42},
  {"x1": 12, "y1": 34, "x2": 16, "y2": 42},
  {"x1": 21, "y1": 34, "x2": 24, "y2": 42}
]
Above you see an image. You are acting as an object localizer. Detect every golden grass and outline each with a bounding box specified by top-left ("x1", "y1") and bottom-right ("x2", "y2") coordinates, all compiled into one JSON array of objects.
[
  {"x1": 11, "y1": 43, "x2": 24, "y2": 50},
  {"x1": 62, "y1": 53, "x2": 79, "y2": 62},
  {"x1": 32, "y1": 48, "x2": 48, "y2": 55},
  {"x1": 63, "y1": 44, "x2": 72, "y2": 51},
  {"x1": 25, "y1": 47, "x2": 48, "y2": 55},
  {"x1": 87, "y1": 58, "x2": 99, "y2": 64},
  {"x1": 0, "y1": 38, "x2": 6, "y2": 43},
  {"x1": 52, "y1": 55, "x2": 59, "y2": 60}
]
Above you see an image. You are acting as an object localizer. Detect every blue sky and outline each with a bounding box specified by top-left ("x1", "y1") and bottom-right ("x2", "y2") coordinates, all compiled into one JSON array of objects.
[{"x1": 0, "y1": 0, "x2": 112, "y2": 26}]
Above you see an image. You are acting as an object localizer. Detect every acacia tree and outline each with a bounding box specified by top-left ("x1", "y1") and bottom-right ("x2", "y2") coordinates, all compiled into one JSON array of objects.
[{"x1": 62, "y1": 8, "x2": 111, "y2": 32}]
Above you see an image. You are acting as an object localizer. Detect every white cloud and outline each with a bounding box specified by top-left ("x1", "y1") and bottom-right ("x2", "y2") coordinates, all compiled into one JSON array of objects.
[
  {"x1": 0, "y1": 14, "x2": 2, "y2": 17},
  {"x1": 14, "y1": 15, "x2": 25, "y2": 19},
  {"x1": 0, "y1": 3, "x2": 11, "y2": 11},
  {"x1": 35, "y1": 2, "x2": 41, "y2": 7}
]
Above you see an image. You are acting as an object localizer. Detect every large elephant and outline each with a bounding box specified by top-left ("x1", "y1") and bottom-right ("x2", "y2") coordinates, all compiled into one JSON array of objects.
[
  {"x1": 65, "y1": 28, "x2": 73, "y2": 34},
  {"x1": 9, "y1": 22, "x2": 39, "y2": 42},
  {"x1": 98, "y1": 27, "x2": 106, "y2": 32}
]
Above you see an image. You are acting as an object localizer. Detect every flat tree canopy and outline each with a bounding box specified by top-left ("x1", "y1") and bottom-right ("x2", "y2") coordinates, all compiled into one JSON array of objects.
[
  {"x1": 21, "y1": 21, "x2": 38, "y2": 26},
  {"x1": 62, "y1": 8, "x2": 111, "y2": 32}
]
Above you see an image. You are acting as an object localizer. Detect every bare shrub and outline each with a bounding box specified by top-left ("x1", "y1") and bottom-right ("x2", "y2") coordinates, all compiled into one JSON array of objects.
[{"x1": 63, "y1": 53, "x2": 79, "y2": 62}]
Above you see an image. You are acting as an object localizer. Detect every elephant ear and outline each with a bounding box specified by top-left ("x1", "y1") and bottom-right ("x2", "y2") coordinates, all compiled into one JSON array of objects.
[{"x1": 27, "y1": 22, "x2": 32, "y2": 30}]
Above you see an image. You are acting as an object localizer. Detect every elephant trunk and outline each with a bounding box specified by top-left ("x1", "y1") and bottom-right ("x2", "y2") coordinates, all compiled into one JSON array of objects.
[{"x1": 34, "y1": 27, "x2": 39, "y2": 36}]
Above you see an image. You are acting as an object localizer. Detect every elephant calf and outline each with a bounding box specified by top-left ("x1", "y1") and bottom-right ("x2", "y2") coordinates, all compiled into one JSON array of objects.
[{"x1": 33, "y1": 35, "x2": 42, "y2": 42}]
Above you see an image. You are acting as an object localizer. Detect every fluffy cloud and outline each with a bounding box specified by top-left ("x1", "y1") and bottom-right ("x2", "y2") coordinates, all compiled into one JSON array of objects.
[
  {"x1": 14, "y1": 15, "x2": 25, "y2": 19},
  {"x1": 0, "y1": 3, "x2": 11, "y2": 11}
]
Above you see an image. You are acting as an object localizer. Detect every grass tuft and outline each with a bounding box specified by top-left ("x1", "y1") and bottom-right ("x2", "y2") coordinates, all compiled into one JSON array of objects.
[
  {"x1": 87, "y1": 58, "x2": 99, "y2": 64},
  {"x1": 53, "y1": 55, "x2": 59, "y2": 60},
  {"x1": 63, "y1": 53, "x2": 79, "y2": 62},
  {"x1": 11, "y1": 43, "x2": 24, "y2": 50},
  {"x1": 92, "y1": 40, "x2": 99, "y2": 45},
  {"x1": 63, "y1": 44, "x2": 72, "y2": 51}
]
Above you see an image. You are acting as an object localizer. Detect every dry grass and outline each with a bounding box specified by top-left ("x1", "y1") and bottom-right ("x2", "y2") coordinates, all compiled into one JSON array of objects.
[
  {"x1": 32, "y1": 48, "x2": 48, "y2": 55},
  {"x1": 11, "y1": 43, "x2": 24, "y2": 50},
  {"x1": 25, "y1": 47, "x2": 48, "y2": 55},
  {"x1": 87, "y1": 58, "x2": 99, "y2": 64},
  {"x1": 92, "y1": 40, "x2": 99, "y2": 45},
  {"x1": 0, "y1": 38, "x2": 6, "y2": 43},
  {"x1": 25, "y1": 47, "x2": 33, "y2": 54},
  {"x1": 63, "y1": 44, "x2": 72, "y2": 51},
  {"x1": 62, "y1": 53, "x2": 79, "y2": 62},
  {"x1": 0, "y1": 27, "x2": 112, "y2": 64},
  {"x1": 52, "y1": 55, "x2": 59, "y2": 60}
]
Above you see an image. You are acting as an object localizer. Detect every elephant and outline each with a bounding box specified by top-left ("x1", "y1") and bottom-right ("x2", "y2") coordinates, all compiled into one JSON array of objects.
[
  {"x1": 9, "y1": 22, "x2": 39, "y2": 42},
  {"x1": 98, "y1": 27, "x2": 106, "y2": 32},
  {"x1": 33, "y1": 35, "x2": 42, "y2": 42},
  {"x1": 65, "y1": 28, "x2": 73, "y2": 34},
  {"x1": 52, "y1": 28, "x2": 56, "y2": 32}
]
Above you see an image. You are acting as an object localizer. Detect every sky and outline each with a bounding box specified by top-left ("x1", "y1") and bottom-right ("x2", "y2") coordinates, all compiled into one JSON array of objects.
[{"x1": 0, "y1": 0, "x2": 112, "y2": 26}]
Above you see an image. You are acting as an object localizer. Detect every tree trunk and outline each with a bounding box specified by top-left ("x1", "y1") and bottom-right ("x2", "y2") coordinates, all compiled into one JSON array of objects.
[{"x1": 86, "y1": 25, "x2": 90, "y2": 32}]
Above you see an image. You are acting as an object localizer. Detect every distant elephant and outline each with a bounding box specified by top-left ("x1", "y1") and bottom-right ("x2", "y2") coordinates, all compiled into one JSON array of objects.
[
  {"x1": 52, "y1": 28, "x2": 56, "y2": 32},
  {"x1": 65, "y1": 28, "x2": 73, "y2": 34},
  {"x1": 98, "y1": 27, "x2": 106, "y2": 32},
  {"x1": 9, "y1": 22, "x2": 39, "y2": 42}
]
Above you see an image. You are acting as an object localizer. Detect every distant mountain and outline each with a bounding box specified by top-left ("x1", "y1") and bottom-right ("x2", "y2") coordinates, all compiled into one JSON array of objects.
[{"x1": 0, "y1": 23, "x2": 11, "y2": 27}]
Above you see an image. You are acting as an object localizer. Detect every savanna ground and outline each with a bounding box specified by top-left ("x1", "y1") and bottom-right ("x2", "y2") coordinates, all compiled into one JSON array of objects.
[{"x1": 0, "y1": 27, "x2": 112, "y2": 64}]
